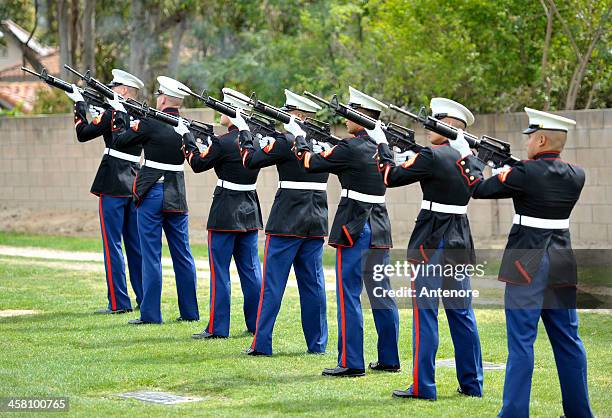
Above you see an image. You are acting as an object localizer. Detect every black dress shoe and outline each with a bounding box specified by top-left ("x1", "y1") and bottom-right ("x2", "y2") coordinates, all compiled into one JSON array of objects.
[
  {"x1": 369, "y1": 361, "x2": 401, "y2": 372},
  {"x1": 128, "y1": 319, "x2": 154, "y2": 325},
  {"x1": 457, "y1": 387, "x2": 482, "y2": 397},
  {"x1": 392, "y1": 387, "x2": 435, "y2": 400},
  {"x1": 176, "y1": 316, "x2": 199, "y2": 322},
  {"x1": 94, "y1": 308, "x2": 132, "y2": 315},
  {"x1": 307, "y1": 350, "x2": 326, "y2": 355},
  {"x1": 243, "y1": 347, "x2": 270, "y2": 356},
  {"x1": 322, "y1": 367, "x2": 365, "y2": 377},
  {"x1": 191, "y1": 330, "x2": 227, "y2": 339}
]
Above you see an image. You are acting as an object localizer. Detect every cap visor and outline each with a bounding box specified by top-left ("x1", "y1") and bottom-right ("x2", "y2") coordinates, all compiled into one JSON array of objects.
[{"x1": 522, "y1": 127, "x2": 538, "y2": 134}]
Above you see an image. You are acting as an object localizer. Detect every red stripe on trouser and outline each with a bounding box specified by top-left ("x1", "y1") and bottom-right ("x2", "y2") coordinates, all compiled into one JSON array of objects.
[
  {"x1": 99, "y1": 196, "x2": 117, "y2": 311},
  {"x1": 251, "y1": 235, "x2": 270, "y2": 349},
  {"x1": 208, "y1": 230, "x2": 216, "y2": 333},
  {"x1": 411, "y1": 273, "x2": 420, "y2": 396},
  {"x1": 337, "y1": 247, "x2": 347, "y2": 367}
]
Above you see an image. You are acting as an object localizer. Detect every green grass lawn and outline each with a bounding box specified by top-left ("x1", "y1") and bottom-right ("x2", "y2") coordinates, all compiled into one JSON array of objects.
[
  {"x1": 0, "y1": 240, "x2": 610, "y2": 416},
  {"x1": 0, "y1": 231, "x2": 337, "y2": 267}
]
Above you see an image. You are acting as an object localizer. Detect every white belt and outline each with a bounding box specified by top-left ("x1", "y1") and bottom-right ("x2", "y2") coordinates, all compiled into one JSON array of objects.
[
  {"x1": 216, "y1": 179, "x2": 257, "y2": 191},
  {"x1": 513, "y1": 214, "x2": 569, "y2": 229},
  {"x1": 421, "y1": 200, "x2": 468, "y2": 215},
  {"x1": 143, "y1": 159, "x2": 184, "y2": 172},
  {"x1": 103, "y1": 147, "x2": 141, "y2": 163},
  {"x1": 278, "y1": 181, "x2": 327, "y2": 191},
  {"x1": 340, "y1": 189, "x2": 385, "y2": 204}
]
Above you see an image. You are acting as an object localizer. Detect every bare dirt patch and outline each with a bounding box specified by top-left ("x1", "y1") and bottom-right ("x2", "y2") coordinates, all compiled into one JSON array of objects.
[{"x1": 0, "y1": 309, "x2": 40, "y2": 317}]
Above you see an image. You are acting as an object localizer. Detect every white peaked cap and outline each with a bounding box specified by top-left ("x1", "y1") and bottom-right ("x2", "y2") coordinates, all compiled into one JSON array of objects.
[
  {"x1": 156, "y1": 76, "x2": 191, "y2": 99},
  {"x1": 430, "y1": 97, "x2": 475, "y2": 127},
  {"x1": 348, "y1": 86, "x2": 388, "y2": 112},
  {"x1": 110, "y1": 69, "x2": 144, "y2": 90},
  {"x1": 523, "y1": 107, "x2": 576, "y2": 134},
  {"x1": 281, "y1": 89, "x2": 322, "y2": 113},
  {"x1": 222, "y1": 87, "x2": 251, "y2": 110}
]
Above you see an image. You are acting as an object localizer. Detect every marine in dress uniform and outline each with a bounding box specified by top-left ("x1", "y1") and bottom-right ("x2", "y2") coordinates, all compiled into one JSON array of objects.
[
  {"x1": 110, "y1": 76, "x2": 199, "y2": 325},
  {"x1": 291, "y1": 87, "x2": 400, "y2": 377},
  {"x1": 375, "y1": 99, "x2": 483, "y2": 400},
  {"x1": 180, "y1": 88, "x2": 263, "y2": 339},
  {"x1": 453, "y1": 108, "x2": 593, "y2": 418},
  {"x1": 65, "y1": 69, "x2": 144, "y2": 314},
  {"x1": 238, "y1": 89, "x2": 329, "y2": 356}
]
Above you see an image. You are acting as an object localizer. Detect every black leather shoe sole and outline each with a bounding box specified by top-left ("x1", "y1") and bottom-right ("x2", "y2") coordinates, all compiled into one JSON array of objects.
[
  {"x1": 191, "y1": 331, "x2": 227, "y2": 339},
  {"x1": 322, "y1": 367, "x2": 365, "y2": 377},
  {"x1": 392, "y1": 389, "x2": 435, "y2": 400},
  {"x1": 369, "y1": 361, "x2": 401, "y2": 372},
  {"x1": 176, "y1": 317, "x2": 199, "y2": 322},
  {"x1": 95, "y1": 308, "x2": 133, "y2": 315},
  {"x1": 243, "y1": 348, "x2": 271, "y2": 356},
  {"x1": 128, "y1": 319, "x2": 155, "y2": 325}
]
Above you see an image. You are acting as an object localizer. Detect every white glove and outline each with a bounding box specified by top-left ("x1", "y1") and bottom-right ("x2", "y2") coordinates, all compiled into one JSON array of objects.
[
  {"x1": 229, "y1": 110, "x2": 249, "y2": 132},
  {"x1": 450, "y1": 128, "x2": 471, "y2": 158},
  {"x1": 88, "y1": 104, "x2": 104, "y2": 118},
  {"x1": 259, "y1": 135, "x2": 272, "y2": 148},
  {"x1": 65, "y1": 84, "x2": 84, "y2": 103},
  {"x1": 173, "y1": 117, "x2": 190, "y2": 136},
  {"x1": 365, "y1": 120, "x2": 387, "y2": 145},
  {"x1": 492, "y1": 164, "x2": 511, "y2": 176},
  {"x1": 312, "y1": 140, "x2": 323, "y2": 153},
  {"x1": 107, "y1": 92, "x2": 126, "y2": 113},
  {"x1": 319, "y1": 142, "x2": 332, "y2": 152},
  {"x1": 284, "y1": 115, "x2": 306, "y2": 138},
  {"x1": 394, "y1": 150, "x2": 416, "y2": 165}
]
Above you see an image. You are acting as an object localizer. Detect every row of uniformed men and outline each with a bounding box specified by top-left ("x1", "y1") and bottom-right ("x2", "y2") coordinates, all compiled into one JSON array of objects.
[{"x1": 66, "y1": 69, "x2": 593, "y2": 418}]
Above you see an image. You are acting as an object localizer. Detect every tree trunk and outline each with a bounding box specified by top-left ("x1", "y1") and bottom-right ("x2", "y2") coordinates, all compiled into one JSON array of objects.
[
  {"x1": 70, "y1": 0, "x2": 79, "y2": 72},
  {"x1": 56, "y1": 0, "x2": 72, "y2": 80},
  {"x1": 128, "y1": 0, "x2": 147, "y2": 83},
  {"x1": 167, "y1": 17, "x2": 187, "y2": 77},
  {"x1": 539, "y1": 0, "x2": 553, "y2": 110},
  {"x1": 82, "y1": 0, "x2": 96, "y2": 73}
]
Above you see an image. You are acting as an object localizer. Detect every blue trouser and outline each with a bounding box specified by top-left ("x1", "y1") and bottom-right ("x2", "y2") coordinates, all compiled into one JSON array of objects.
[
  {"x1": 98, "y1": 195, "x2": 143, "y2": 311},
  {"x1": 251, "y1": 235, "x2": 328, "y2": 355},
  {"x1": 336, "y1": 221, "x2": 400, "y2": 370},
  {"x1": 410, "y1": 241, "x2": 483, "y2": 400},
  {"x1": 205, "y1": 230, "x2": 261, "y2": 337},
  {"x1": 499, "y1": 252, "x2": 593, "y2": 418},
  {"x1": 136, "y1": 183, "x2": 199, "y2": 324}
]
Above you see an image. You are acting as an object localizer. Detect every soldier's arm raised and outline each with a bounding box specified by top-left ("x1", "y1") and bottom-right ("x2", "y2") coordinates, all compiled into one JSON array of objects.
[{"x1": 73, "y1": 103, "x2": 112, "y2": 143}]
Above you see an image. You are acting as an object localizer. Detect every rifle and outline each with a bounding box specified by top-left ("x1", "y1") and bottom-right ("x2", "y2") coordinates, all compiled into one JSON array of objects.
[
  {"x1": 303, "y1": 92, "x2": 421, "y2": 153},
  {"x1": 63, "y1": 64, "x2": 146, "y2": 117},
  {"x1": 223, "y1": 91, "x2": 341, "y2": 146},
  {"x1": 390, "y1": 105, "x2": 519, "y2": 167},
  {"x1": 21, "y1": 66, "x2": 106, "y2": 107},
  {"x1": 64, "y1": 65, "x2": 214, "y2": 139},
  {"x1": 177, "y1": 88, "x2": 278, "y2": 139}
]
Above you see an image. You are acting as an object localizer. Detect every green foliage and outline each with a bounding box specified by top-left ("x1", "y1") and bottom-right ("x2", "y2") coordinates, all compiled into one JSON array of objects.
[
  {"x1": 4, "y1": 0, "x2": 610, "y2": 113},
  {"x1": 31, "y1": 87, "x2": 72, "y2": 114}
]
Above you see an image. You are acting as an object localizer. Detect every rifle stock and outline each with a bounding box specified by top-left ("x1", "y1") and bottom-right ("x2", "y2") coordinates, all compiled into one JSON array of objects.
[
  {"x1": 389, "y1": 104, "x2": 519, "y2": 166},
  {"x1": 21, "y1": 66, "x2": 105, "y2": 106}
]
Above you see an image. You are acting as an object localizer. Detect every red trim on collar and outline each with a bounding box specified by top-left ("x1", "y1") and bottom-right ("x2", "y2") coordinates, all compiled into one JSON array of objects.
[
  {"x1": 228, "y1": 125, "x2": 239, "y2": 132},
  {"x1": 353, "y1": 129, "x2": 368, "y2": 138},
  {"x1": 162, "y1": 107, "x2": 180, "y2": 115},
  {"x1": 433, "y1": 140, "x2": 450, "y2": 148},
  {"x1": 532, "y1": 151, "x2": 560, "y2": 160}
]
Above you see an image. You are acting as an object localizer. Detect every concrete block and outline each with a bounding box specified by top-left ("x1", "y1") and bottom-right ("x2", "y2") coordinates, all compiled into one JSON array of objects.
[
  {"x1": 576, "y1": 148, "x2": 606, "y2": 168},
  {"x1": 578, "y1": 223, "x2": 607, "y2": 242},
  {"x1": 592, "y1": 205, "x2": 612, "y2": 223},
  {"x1": 574, "y1": 110, "x2": 604, "y2": 129}
]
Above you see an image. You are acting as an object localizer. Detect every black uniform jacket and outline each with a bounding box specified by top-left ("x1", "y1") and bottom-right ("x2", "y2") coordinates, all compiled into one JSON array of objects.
[
  {"x1": 112, "y1": 107, "x2": 188, "y2": 212},
  {"x1": 298, "y1": 129, "x2": 392, "y2": 248},
  {"x1": 377, "y1": 140, "x2": 479, "y2": 265},
  {"x1": 184, "y1": 126, "x2": 263, "y2": 232},
  {"x1": 240, "y1": 130, "x2": 329, "y2": 238},
  {"x1": 472, "y1": 151, "x2": 585, "y2": 286},
  {"x1": 73, "y1": 101, "x2": 141, "y2": 197}
]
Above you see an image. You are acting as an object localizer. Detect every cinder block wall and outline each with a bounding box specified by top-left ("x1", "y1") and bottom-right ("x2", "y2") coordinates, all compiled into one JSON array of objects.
[{"x1": 0, "y1": 108, "x2": 610, "y2": 248}]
